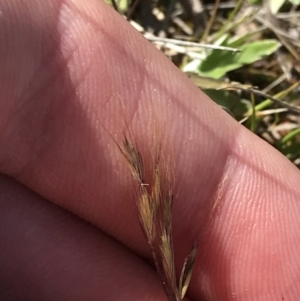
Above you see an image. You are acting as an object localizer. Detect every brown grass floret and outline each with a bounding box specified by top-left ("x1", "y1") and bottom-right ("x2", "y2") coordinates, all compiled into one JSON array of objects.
[{"x1": 118, "y1": 134, "x2": 197, "y2": 301}]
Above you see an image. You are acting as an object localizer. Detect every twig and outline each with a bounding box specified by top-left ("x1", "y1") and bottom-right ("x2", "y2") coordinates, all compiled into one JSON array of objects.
[{"x1": 144, "y1": 34, "x2": 241, "y2": 53}]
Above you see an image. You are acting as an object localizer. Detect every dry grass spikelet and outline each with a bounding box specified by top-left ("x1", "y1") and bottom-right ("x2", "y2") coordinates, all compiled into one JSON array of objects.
[{"x1": 117, "y1": 133, "x2": 198, "y2": 301}]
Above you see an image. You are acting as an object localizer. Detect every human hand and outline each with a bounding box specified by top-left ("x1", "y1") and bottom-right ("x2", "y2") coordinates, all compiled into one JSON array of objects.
[{"x1": 1, "y1": 1, "x2": 300, "y2": 300}]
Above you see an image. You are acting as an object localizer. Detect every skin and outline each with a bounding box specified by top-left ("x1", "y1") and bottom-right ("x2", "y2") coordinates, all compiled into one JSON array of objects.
[{"x1": 0, "y1": 0, "x2": 300, "y2": 300}]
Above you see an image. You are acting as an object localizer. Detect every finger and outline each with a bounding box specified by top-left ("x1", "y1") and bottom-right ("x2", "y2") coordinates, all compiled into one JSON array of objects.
[
  {"x1": 0, "y1": 174, "x2": 167, "y2": 301},
  {"x1": 0, "y1": 0, "x2": 233, "y2": 253},
  {"x1": 1, "y1": 1, "x2": 300, "y2": 301}
]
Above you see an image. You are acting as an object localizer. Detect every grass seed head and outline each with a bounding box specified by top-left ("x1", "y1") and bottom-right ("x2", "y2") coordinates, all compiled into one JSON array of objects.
[{"x1": 118, "y1": 133, "x2": 197, "y2": 301}]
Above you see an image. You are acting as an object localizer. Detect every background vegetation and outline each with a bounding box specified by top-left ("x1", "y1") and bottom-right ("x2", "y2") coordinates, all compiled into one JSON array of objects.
[{"x1": 106, "y1": 0, "x2": 300, "y2": 168}]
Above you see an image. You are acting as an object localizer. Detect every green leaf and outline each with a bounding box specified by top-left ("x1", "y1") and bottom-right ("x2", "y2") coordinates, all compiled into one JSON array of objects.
[
  {"x1": 198, "y1": 40, "x2": 280, "y2": 79},
  {"x1": 198, "y1": 50, "x2": 241, "y2": 79},
  {"x1": 238, "y1": 40, "x2": 281, "y2": 63},
  {"x1": 281, "y1": 128, "x2": 300, "y2": 144},
  {"x1": 269, "y1": 0, "x2": 285, "y2": 14},
  {"x1": 278, "y1": 142, "x2": 300, "y2": 157},
  {"x1": 118, "y1": 0, "x2": 129, "y2": 12},
  {"x1": 288, "y1": 0, "x2": 300, "y2": 5},
  {"x1": 203, "y1": 89, "x2": 249, "y2": 119}
]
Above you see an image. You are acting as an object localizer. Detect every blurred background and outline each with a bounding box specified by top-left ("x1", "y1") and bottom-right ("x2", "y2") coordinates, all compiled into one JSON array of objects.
[{"x1": 105, "y1": 0, "x2": 300, "y2": 168}]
